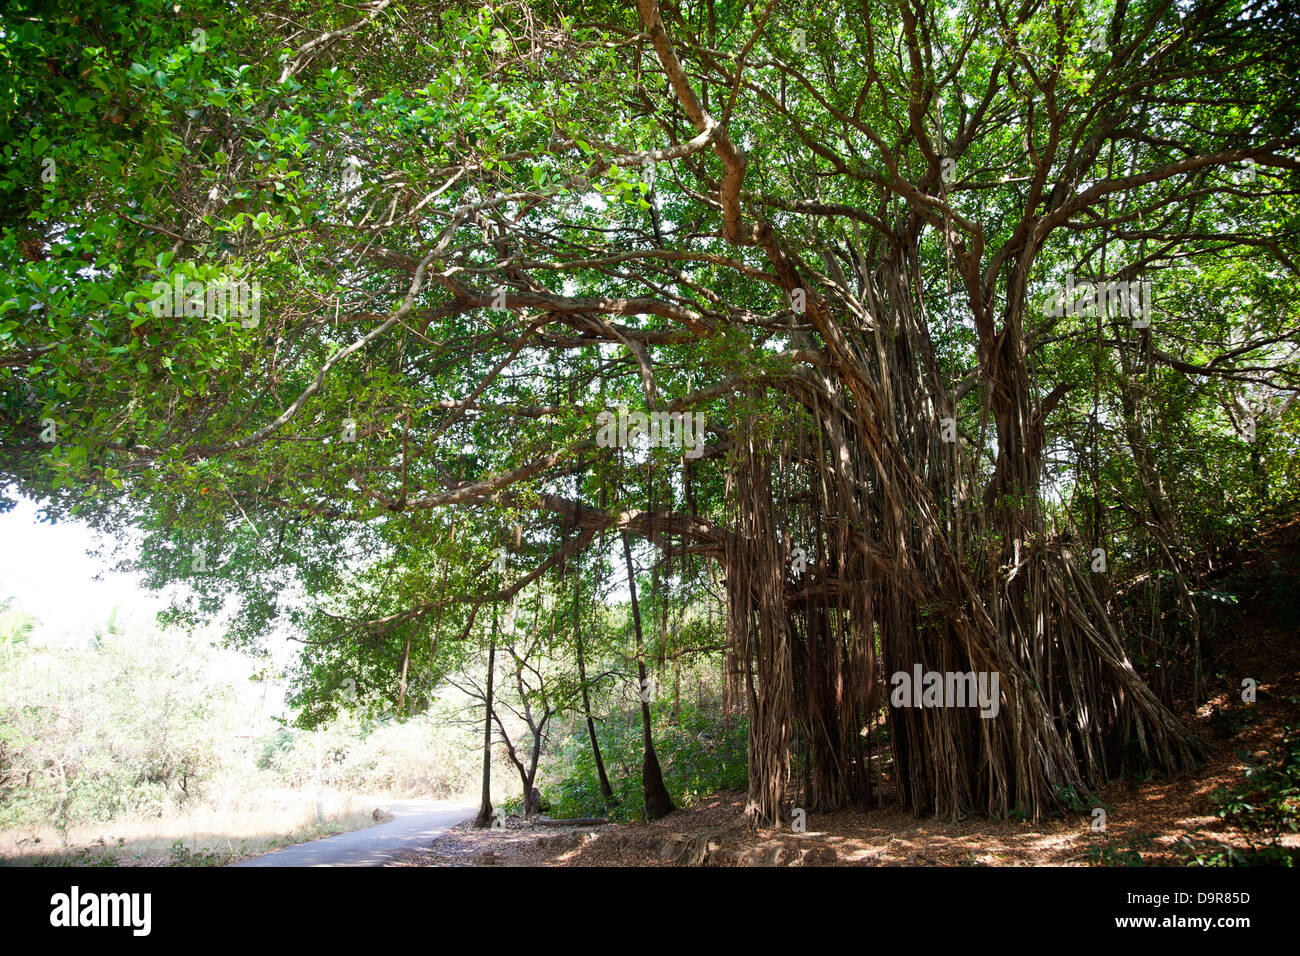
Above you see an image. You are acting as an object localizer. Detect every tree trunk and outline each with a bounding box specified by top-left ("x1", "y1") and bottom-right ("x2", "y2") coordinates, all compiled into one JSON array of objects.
[
  {"x1": 573, "y1": 562, "x2": 616, "y2": 806},
  {"x1": 622, "y1": 531, "x2": 675, "y2": 820},
  {"x1": 473, "y1": 613, "x2": 497, "y2": 828},
  {"x1": 718, "y1": 251, "x2": 1200, "y2": 826}
]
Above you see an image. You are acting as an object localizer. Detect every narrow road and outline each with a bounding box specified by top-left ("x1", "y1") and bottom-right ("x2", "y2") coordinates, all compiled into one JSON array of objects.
[{"x1": 229, "y1": 799, "x2": 474, "y2": 867}]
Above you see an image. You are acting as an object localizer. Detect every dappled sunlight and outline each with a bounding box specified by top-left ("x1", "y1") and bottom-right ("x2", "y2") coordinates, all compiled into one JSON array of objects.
[{"x1": 2, "y1": 1, "x2": 1297, "y2": 879}]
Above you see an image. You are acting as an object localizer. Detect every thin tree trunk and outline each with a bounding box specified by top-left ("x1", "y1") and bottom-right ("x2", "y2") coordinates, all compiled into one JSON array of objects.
[
  {"x1": 574, "y1": 561, "x2": 616, "y2": 806},
  {"x1": 473, "y1": 611, "x2": 497, "y2": 829},
  {"x1": 622, "y1": 531, "x2": 675, "y2": 820}
]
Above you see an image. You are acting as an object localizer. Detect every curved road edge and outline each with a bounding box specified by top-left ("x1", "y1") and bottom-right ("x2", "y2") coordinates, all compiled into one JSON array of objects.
[{"x1": 228, "y1": 799, "x2": 476, "y2": 867}]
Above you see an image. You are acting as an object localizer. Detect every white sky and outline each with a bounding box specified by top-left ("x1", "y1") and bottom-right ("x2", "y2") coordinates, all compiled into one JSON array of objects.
[
  {"x1": 0, "y1": 495, "x2": 163, "y2": 640},
  {"x1": 0, "y1": 494, "x2": 291, "y2": 719}
]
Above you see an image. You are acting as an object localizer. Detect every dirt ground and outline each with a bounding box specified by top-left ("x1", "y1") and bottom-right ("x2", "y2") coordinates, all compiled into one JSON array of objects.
[
  {"x1": 393, "y1": 522, "x2": 1300, "y2": 868},
  {"x1": 391, "y1": 674, "x2": 1297, "y2": 867}
]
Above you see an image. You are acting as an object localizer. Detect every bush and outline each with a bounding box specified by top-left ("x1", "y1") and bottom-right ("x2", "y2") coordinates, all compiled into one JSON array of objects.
[
  {"x1": 543, "y1": 699, "x2": 747, "y2": 821},
  {"x1": 1214, "y1": 723, "x2": 1300, "y2": 837},
  {"x1": 0, "y1": 623, "x2": 239, "y2": 832},
  {"x1": 0, "y1": 622, "x2": 490, "y2": 836}
]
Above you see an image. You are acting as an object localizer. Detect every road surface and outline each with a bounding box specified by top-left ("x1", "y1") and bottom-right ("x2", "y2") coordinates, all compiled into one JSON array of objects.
[{"x1": 229, "y1": 799, "x2": 474, "y2": 867}]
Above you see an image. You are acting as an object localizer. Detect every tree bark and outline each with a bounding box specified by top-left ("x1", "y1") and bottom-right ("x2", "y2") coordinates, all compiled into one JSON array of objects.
[
  {"x1": 622, "y1": 531, "x2": 675, "y2": 820},
  {"x1": 574, "y1": 561, "x2": 616, "y2": 807},
  {"x1": 473, "y1": 611, "x2": 497, "y2": 829}
]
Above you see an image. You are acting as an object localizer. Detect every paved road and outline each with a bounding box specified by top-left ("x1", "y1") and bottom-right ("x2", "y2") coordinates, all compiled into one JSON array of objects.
[{"x1": 230, "y1": 799, "x2": 475, "y2": 867}]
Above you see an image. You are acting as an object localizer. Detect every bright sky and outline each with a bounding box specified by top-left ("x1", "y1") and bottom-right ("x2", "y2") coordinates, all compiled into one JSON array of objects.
[
  {"x1": 0, "y1": 493, "x2": 291, "y2": 719},
  {"x1": 0, "y1": 494, "x2": 164, "y2": 640},
  {"x1": 0, "y1": 485, "x2": 647, "y2": 713}
]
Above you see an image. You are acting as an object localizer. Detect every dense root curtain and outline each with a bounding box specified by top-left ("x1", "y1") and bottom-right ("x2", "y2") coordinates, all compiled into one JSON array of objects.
[{"x1": 722, "y1": 256, "x2": 1201, "y2": 828}]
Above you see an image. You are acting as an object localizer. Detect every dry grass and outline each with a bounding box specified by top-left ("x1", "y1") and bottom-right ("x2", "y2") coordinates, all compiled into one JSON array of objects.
[{"x1": 0, "y1": 790, "x2": 401, "y2": 866}]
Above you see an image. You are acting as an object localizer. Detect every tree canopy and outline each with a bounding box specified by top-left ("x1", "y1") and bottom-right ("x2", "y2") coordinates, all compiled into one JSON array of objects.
[{"x1": 3, "y1": 0, "x2": 1298, "y2": 825}]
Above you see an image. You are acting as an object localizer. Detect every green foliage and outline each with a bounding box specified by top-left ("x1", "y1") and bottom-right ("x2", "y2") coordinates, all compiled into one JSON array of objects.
[
  {"x1": 0, "y1": 613, "x2": 486, "y2": 835},
  {"x1": 1140, "y1": 723, "x2": 1300, "y2": 867},
  {"x1": 1175, "y1": 833, "x2": 1298, "y2": 867},
  {"x1": 0, "y1": 618, "x2": 238, "y2": 831},
  {"x1": 1214, "y1": 724, "x2": 1300, "y2": 837},
  {"x1": 1083, "y1": 831, "x2": 1157, "y2": 866},
  {"x1": 166, "y1": 839, "x2": 236, "y2": 867},
  {"x1": 1207, "y1": 702, "x2": 1257, "y2": 738},
  {"x1": 1, "y1": 0, "x2": 1297, "y2": 833},
  {"x1": 256, "y1": 728, "x2": 297, "y2": 771},
  {"x1": 262, "y1": 708, "x2": 482, "y2": 797},
  {"x1": 0, "y1": 597, "x2": 37, "y2": 663},
  {"x1": 1266, "y1": 560, "x2": 1300, "y2": 632},
  {"x1": 545, "y1": 699, "x2": 747, "y2": 821},
  {"x1": 1052, "y1": 785, "x2": 1095, "y2": 815}
]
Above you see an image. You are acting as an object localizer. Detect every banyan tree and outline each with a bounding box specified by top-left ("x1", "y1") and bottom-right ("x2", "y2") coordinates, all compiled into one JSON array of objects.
[{"x1": 4, "y1": 0, "x2": 1297, "y2": 826}]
